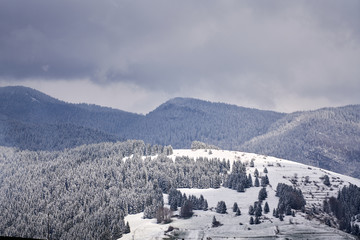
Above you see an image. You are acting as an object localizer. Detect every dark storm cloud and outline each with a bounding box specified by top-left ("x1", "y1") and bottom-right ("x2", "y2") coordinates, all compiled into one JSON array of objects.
[{"x1": 0, "y1": 0, "x2": 359, "y2": 112}]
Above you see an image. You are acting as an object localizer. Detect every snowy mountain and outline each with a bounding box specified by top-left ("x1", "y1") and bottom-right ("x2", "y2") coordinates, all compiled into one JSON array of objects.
[
  {"x1": 122, "y1": 148, "x2": 360, "y2": 240},
  {"x1": 1, "y1": 86, "x2": 360, "y2": 178},
  {"x1": 1, "y1": 141, "x2": 360, "y2": 239}
]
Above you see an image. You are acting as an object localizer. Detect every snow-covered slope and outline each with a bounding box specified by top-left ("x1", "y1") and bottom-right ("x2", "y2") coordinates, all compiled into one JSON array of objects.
[{"x1": 122, "y1": 149, "x2": 360, "y2": 240}]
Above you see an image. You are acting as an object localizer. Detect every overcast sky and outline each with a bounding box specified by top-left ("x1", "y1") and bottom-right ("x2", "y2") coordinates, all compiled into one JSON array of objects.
[{"x1": 0, "y1": 0, "x2": 359, "y2": 114}]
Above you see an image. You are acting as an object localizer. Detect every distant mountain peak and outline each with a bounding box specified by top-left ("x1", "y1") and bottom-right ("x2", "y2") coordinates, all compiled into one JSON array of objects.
[{"x1": 0, "y1": 85, "x2": 61, "y2": 104}]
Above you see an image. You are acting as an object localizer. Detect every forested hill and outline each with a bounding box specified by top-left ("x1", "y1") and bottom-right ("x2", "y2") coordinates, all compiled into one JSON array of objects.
[
  {"x1": 0, "y1": 86, "x2": 284, "y2": 151},
  {"x1": 1, "y1": 86, "x2": 360, "y2": 178},
  {"x1": 122, "y1": 97, "x2": 285, "y2": 149},
  {"x1": 0, "y1": 86, "x2": 141, "y2": 150},
  {"x1": 241, "y1": 105, "x2": 360, "y2": 178}
]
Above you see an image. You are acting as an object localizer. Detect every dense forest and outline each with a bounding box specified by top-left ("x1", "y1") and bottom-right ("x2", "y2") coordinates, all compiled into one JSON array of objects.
[
  {"x1": 0, "y1": 140, "x2": 228, "y2": 239},
  {"x1": 324, "y1": 184, "x2": 360, "y2": 236}
]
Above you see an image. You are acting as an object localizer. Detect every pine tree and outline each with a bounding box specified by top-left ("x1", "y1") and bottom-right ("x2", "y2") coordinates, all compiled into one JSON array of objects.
[
  {"x1": 248, "y1": 205, "x2": 254, "y2": 215},
  {"x1": 112, "y1": 225, "x2": 123, "y2": 239},
  {"x1": 261, "y1": 175, "x2": 270, "y2": 187},
  {"x1": 237, "y1": 183, "x2": 245, "y2": 192},
  {"x1": 254, "y1": 168, "x2": 259, "y2": 177},
  {"x1": 249, "y1": 216, "x2": 254, "y2": 225},
  {"x1": 180, "y1": 200, "x2": 193, "y2": 218},
  {"x1": 255, "y1": 216, "x2": 260, "y2": 224},
  {"x1": 216, "y1": 201, "x2": 227, "y2": 214},
  {"x1": 258, "y1": 187, "x2": 267, "y2": 201},
  {"x1": 323, "y1": 199, "x2": 330, "y2": 213},
  {"x1": 124, "y1": 221, "x2": 130, "y2": 234},
  {"x1": 203, "y1": 200, "x2": 208, "y2": 211},
  {"x1": 236, "y1": 208, "x2": 241, "y2": 216},
  {"x1": 255, "y1": 177, "x2": 260, "y2": 187},
  {"x1": 254, "y1": 202, "x2": 262, "y2": 217},
  {"x1": 263, "y1": 167, "x2": 268, "y2": 173},
  {"x1": 233, "y1": 202, "x2": 239, "y2": 212},
  {"x1": 323, "y1": 175, "x2": 331, "y2": 186},
  {"x1": 264, "y1": 202, "x2": 270, "y2": 214},
  {"x1": 285, "y1": 205, "x2": 292, "y2": 215},
  {"x1": 250, "y1": 159, "x2": 255, "y2": 167},
  {"x1": 212, "y1": 216, "x2": 220, "y2": 227},
  {"x1": 247, "y1": 174, "x2": 253, "y2": 187}
]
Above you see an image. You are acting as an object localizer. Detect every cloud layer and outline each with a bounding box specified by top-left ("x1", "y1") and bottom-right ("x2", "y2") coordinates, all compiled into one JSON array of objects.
[{"x1": 1, "y1": 0, "x2": 359, "y2": 113}]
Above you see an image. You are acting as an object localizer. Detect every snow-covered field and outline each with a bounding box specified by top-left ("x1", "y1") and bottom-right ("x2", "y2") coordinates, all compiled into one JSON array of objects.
[{"x1": 122, "y1": 149, "x2": 360, "y2": 240}]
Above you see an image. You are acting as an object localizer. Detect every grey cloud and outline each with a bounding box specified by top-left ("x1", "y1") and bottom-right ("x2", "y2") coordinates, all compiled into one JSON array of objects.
[{"x1": 0, "y1": 0, "x2": 359, "y2": 111}]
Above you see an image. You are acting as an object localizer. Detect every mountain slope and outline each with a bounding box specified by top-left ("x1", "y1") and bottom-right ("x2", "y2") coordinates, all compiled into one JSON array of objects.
[
  {"x1": 122, "y1": 149, "x2": 360, "y2": 240},
  {"x1": 123, "y1": 97, "x2": 284, "y2": 149},
  {"x1": 1, "y1": 86, "x2": 360, "y2": 178},
  {"x1": 241, "y1": 105, "x2": 360, "y2": 178},
  {"x1": 0, "y1": 119, "x2": 120, "y2": 151},
  {"x1": 0, "y1": 86, "x2": 141, "y2": 150}
]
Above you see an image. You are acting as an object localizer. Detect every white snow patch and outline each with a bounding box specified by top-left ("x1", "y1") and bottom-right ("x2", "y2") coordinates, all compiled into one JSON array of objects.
[{"x1": 122, "y1": 149, "x2": 360, "y2": 240}]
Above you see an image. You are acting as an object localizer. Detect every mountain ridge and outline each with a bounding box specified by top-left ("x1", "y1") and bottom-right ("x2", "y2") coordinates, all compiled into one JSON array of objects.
[{"x1": 0, "y1": 85, "x2": 359, "y2": 178}]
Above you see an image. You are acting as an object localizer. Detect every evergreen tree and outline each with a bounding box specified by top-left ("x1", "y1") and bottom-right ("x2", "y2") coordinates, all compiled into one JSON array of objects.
[
  {"x1": 235, "y1": 208, "x2": 241, "y2": 216},
  {"x1": 180, "y1": 200, "x2": 193, "y2": 218},
  {"x1": 170, "y1": 200, "x2": 178, "y2": 211},
  {"x1": 212, "y1": 216, "x2": 220, "y2": 227},
  {"x1": 203, "y1": 200, "x2": 208, "y2": 211},
  {"x1": 323, "y1": 175, "x2": 331, "y2": 187},
  {"x1": 255, "y1": 216, "x2": 260, "y2": 224},
  {"x1": 254, "y1": 168, "x2": 259, "y2": 177},
  {"x1": 285, "y1": 205, "x2": 292, "y2": 215},
  {"x1": 168, "y1": 188, "x2": 180, "y2": 211},
  {"x1": 216, "y1": 201, "x2": 227, "y2": 214},
  {"x1": 255, "y1": 176, "x2": 260, "y2": 187},
  {"x1": 276, "y1": 183, "x2": 306, "y2": 213},
  {"x1": 248, "y1": 205, "x2": 254, "y2": 215},
  {"x1": 249, "y1": 216, "x2": 254, "y2": 225},
  {"x1": 233, "y1": 202, "x2": 239, "y2": 212},
  {"x1": 261, "y1": 175, "x2": 269, "y2": 187},
  {"x1": 199, "y1": 195, "x2": 205, "y2": 208},
  {"x1": 273, "y1": 208, "x2": 279, "y2": 218},
  {"x1": 112, "y1": 225, "x2": 123, "y2": 239},
  {"x1": 258, "y1": 187, "x2": 267, "y2": 201},
  {"x1": 250, "y1": 159, "x2": 255, "y2": 167},
  {"x1": 237, "y1": 183, "x2": 245, "y2": 192},
  {"x1": 247, "y1": 174, "x2": 253, "y2": 187},
  {"x1": 264, "y1": 202, "x2": 270, "y2": 214},
  {"x1": 254, "y1": 202, "x2": 262, "y2": 217},
  {"x1": 124, "y1": 222, "x2": 131, "y2": 234},
  {"x1": 323, "y1": 199, "x2": 330, "y2": 213},
  {"x1": 263, "y1": 167, "x2": 268, "y2": 173}
]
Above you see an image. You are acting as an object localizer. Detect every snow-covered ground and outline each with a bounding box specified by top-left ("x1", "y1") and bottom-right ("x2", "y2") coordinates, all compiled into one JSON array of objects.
[{"x1": 122, "y1": 149, "x2": 360, "y2": 240}]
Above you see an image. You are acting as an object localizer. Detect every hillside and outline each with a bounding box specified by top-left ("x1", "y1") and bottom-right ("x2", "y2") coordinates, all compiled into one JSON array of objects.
[
  {"x1": 1, "y1": 142, "x2": 360, "y2": 239},
  {"x1": 0, "y1": 86, "x2": 140, "y2": 150},
  {"x1": 123, "y1": 97, "x2": 284, "y2": 149},
  {"x1": 241, "y1": 106, "x2": 360, "y2": 178},
  {"x1": 0, "y1": 86, "x2": 360, "y2": 178},
  {"x1": 122, "y1": 149, "x2": 360, "y2": 240}
]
